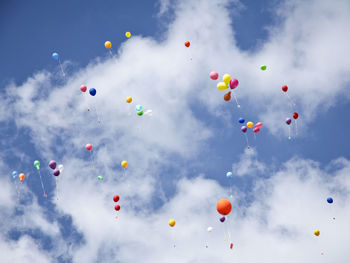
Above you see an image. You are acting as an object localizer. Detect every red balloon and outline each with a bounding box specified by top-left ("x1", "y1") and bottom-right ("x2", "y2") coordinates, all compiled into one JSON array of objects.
[
  {"x1": 184, "y1": 41, "x2": 190, "y2": 47},
  {"x1": 282, "y1": 85, "x2": 288, "y2": 92},
  {"x1": 114, "y1": 204, "x2": 120, "y2": 211},
  {"x1": 216, "y1": 199, "x2": 232, "y2": 216},
  {"x1": 113, "y1": 195, "x2": 119, "y2": 202},
  {"x1": 293, "y1": 112, "x2": 299, "y2": 119}
]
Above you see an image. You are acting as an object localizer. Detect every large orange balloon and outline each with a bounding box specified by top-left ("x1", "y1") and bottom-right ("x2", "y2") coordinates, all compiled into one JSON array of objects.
[{"x1": 216, "y1": 199, "x2": 232, "y2": 215}]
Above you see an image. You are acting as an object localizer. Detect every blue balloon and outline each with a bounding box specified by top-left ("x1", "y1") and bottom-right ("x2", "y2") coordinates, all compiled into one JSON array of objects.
[
  {"x1": 238, "y1": 118, "x2": 245, "y2": 124},
  {"x1": 226, "y1": 172, "x2": 233, "y2": 178},
  {"x1": 136, "y1": 105, "x2": 142, "y2": 111},
  {"x1": 89, "y1": 88, "x2": 96, "y2": 96},
  {"x1": 52, "y1": 52, "x2": 59, "y2": 60},
  {"x1": 12, "y1": 171, "x2": 18, "y2": 178},
  {"x1": 327, "y1": 197, "x2": 333, "y2": 204}
]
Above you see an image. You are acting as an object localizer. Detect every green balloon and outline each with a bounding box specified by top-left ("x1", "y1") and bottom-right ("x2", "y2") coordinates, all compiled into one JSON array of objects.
[
  {"x1": 34, "y1": 160, "x2": 40, "y2": 171},
  {"x1": 137, "y1": 110, "x2": 143, "y2": 116},
  {"x1": 260, "y1": 65, "x2": 267, "y2": 71},
  {"x1": 97, "y1": 176, "x2": 103, "y2": 180}
]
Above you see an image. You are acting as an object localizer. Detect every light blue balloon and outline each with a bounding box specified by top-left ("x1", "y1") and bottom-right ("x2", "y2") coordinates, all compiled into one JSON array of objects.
[
  {"x1": 52, "y1": 52, "x2": 59, "y2": 60},
  {"x1": 226, "y1": 172, "x2": 233, "y2": 178},
  {"x1": 136, "y1": 105, "x2": 142, "y2": 111},
  {"x1": 12, "y1": 171, "x2": 18, "y2": 179}
]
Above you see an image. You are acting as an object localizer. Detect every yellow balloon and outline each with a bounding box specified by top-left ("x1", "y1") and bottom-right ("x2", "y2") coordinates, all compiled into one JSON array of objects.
[
  {"x1": 247, "y1": 121, "x2": 254, "y2": 128},
  {"x1": 126, "y1": 97, "x2": 132, "y2": 103},
  {"x1": 105, "y1": 41, "x2": 112, "y2": 49},
  {"x1": 314, "y1": 230, "x2": 320, "y2": 236},
  {"x1": 121, "y1": 160, "x2": 128, "y2": 168},
  {"x1": 223, "y1": 74, "x2": 231, "y2": 86},
  {"x1": 217, "y1": 82, "x2": 228, "y2": 91},
  {"x1": 125, "y1": 32, "x2": 131, "y2": 38},
  {"x1": 169, "y1": 219, "x2": 175, "y2": 227}
]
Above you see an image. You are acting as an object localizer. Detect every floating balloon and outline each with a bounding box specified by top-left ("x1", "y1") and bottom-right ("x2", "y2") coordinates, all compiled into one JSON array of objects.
[
  {"x1": 19, "y1": 173, "x2": 25, "y2": 182},
  {"x1": 136, "y1": 105, "x2": 142, "y2": 111},
  {"x1": 121, "y1": 161, "x2": 128, "y2": 168},
  {"x1": 260, "y1": 65, "x2": 267, "y2": 71},
  {"x1": 12, "y1": 171, "x2": 18, "y2": 179},
  {"x1": 282, "y1": 85, "x2": 288, "y2": 92},
  {"x1": 207, "y1": 226, "x2": 213, "y2": 232},
  {"x1": 327, "y1": 197, "x2": 333, "y2": 204},
  {"x1": 89, "y1": 88, "x2": 96, "y2": 96},
  {"x1": 285, "y1": 118, "x2": 292, "y2": 125},
  {"x1": 293, "y1": 112, "x2": 299, "y2": 119},
  {"x1": 314, "y1": 230, "x2": 320, "y2": 236},
  {"x1": 86, "y1": 144, "x2": 92, "y2": 151},
  {"x1": 144, "y1": 109, "x2": 153, "y2": 116},
  {"x1": 115, "y1": 204, "x2": 120, "y2": 211},
  {"x1": 58, "y1": 164, "x2": 64, "y2": 173},
  {"x1": 255, "y1": 122, "x2": 263, "y2": 128},
  {"x1": 184, "y1": 41, "x2": 190, "y2": 47},
  {"x1": 125, "y1": 32, "x2": 131, "y2": 38},
  {"x1": 52, "y1": 52, "x2": 59, "y2": 60},
  {"x1": 217, "y1": 82, "x2": 228, "y2": 91},
  {"x1": 53, "y1": 169, "x2": 60, "y2": 177},
  {"x1": 49, "y1": 160, "x2": 57, "y2": 170},
  {"x1": 80, "y1": 85, "x2": 87, "y2": 92},
  {"x1": 230, "y1": 78, "x2": 239, "y2": 89},
  {"x1": 247, "y1": 122, "x2": 254, "y2": 128},
  {"x1": 223, "y1": 74, "x2": 231, "y2": 86},
  {"x1": 209, "y1": 71, "x2": 218, "y2": 80},
  {"x1": 104, "y1": 41, "x2": 112, "y2": 49},
  {"x1": 126, "y1": 97, "x2": 132, "y2": 103},
  {"x1": 238, "y1": 118, "x2": 245, "y2": 124},
  {"x1": 113, "y1": 195, "x2": 120, "y2": 202},
  {"x1": 34, "y1": 160, "x2": 40, "y2": 171},
  {"x1": 282, "y1": 85, "x2": 296, "y2": 107},
  {"x1": 226, "y1": 172, "x2": 233, "y2": 178},
  {"x1": 169, "y1": 219, "x2": 176, "y2": 227},
  {"x1": 97, "y1": 176, "x2": 103, "y2": 180},
  {"x1": 217, "y1": 199, "x2": 232, "y2": 216},
  {"x1": 224, "y1": 91, "x2": 231, "y2": 101},
  {"x1": 253, "y1": 127, "x2": 260, "y2": 133},
  {"x1": 137, "y1": 110, "x2": 143, "y2": 116},
  {"x1": 241, "y1": 126, "x2": 247, "y2": 133},
  {"x1": 220, "y1": 216, "x2": 226, "y2": 222}
]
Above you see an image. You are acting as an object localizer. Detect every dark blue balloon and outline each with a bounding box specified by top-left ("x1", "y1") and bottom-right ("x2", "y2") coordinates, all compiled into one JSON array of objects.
[
  {"x1": 327, "y1": 197, "x2": 333, "y2": 204},
  {"x1": 238, "y1": 118, "x2": 245, "y2": 124},
  {"x1": 89, "y1": 88, "x2": 96, "y2": 96}
]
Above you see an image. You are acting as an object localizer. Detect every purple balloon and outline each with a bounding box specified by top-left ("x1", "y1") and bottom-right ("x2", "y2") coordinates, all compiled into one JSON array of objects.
[
  {"x1": 53, "y1": 169, "x2": 60, "y2": 176},
  {"x1": 49, "y1": 160, "x2": 57, "y2": 170},
  {"x1": 241, "y1": 126, "x2": 247, "y2": 133},
  {"x1": 285, "y1": 118, "x2": 292, "y2": 125},
  {"x1": 220, "y1": 216, "x2": 226, "y2": 222}
]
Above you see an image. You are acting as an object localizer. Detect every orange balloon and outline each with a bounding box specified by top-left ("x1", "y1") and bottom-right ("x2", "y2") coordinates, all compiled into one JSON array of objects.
[
  {"x1": 216, "y1": 199, "x2": 232, "y2": 215},
  {"x1": 19, "y1": 173, "x2": 25, "y2": 182},
  {"x1": 184, "y1": 41, "x2": 190, "y2": 47}
]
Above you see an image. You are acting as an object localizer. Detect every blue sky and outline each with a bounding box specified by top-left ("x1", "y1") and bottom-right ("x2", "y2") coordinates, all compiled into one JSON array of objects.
[{"x1": 1, "y1": 0, "x2": 350, "y2": 262}]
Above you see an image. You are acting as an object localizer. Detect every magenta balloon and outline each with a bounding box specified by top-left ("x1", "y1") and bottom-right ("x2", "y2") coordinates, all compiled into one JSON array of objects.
[
  {"x1": 53, "y1": 169, "x2": 60, "y2": 176},
  {"x1": 230, "y1": 78, "x2": 239, "y2": 89},
  {"x1": 253, "y1": 127, "x2": 260, "y2": 133},
  {"x1": 255, "y1": 122, "x2": 263, "y2": 128},
  {"x1": 80, "y1": 85, "x2": 87, "y2": 92},
  {"x1": 285, "y1": 118, "x2": 292, "y2": 125},
  {"x1": 209, "y1": 71, "x2": 218, "y2": 80},
  {"x1": 49, "y1": 160, "x2": 56, "y2": 170},
  {"x1": 241, "y1": 126, "x2": 247, "y2": 133},
  {"x1": 85, "y1": 144, "x2": 92, "y2": 151}
]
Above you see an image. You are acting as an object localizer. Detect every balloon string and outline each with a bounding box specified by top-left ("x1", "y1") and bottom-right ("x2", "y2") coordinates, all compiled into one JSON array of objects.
[
  {"x1": 295, "y1": 120, "x2": 298, "y2": 134},
  {"x1": 285, "y1": 93, "x2": 296, "y2": 107},
  {"x1": 58, "y1": 59, "x2": 66, "y2": 77},
  {"x1": 14, "y1": 179, "x2": 20, "y2": 200},
  {"x1": 55, "y1": 177, "x2": 59, "y2": 201},
  {"x1": 288, "y1": 126, "x2": 291, "y2": 140},
  {"x1": 253, "y1": 132, "x2": 256, "y2": 140},
  {"x1": 244, "y1": 133, "x2": 250, "y2": 149},
  {"x1": 109, "y1": 49, "x2": 113, "y2": 58},
  {"x1": 232, "y1": 91, "x2": 240, "y2": 108},
  {"x1": 186, "y1": 48, "x2": 192, "y2": 61},
  {"x1": 38, "y1": 171, "x2": 47, "y2": 197}
]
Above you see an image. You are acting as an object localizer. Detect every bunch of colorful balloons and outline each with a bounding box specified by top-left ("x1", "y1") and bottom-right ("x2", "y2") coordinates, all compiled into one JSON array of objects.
[{"x1": 212, "y1": 72, "x2": 240, "y2": 108}]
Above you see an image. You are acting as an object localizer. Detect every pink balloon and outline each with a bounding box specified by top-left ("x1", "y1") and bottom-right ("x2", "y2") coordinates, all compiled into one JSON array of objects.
[
  {"x1": 255, "y1": 122, "x2": 263, "y2": 128},
  {"x1": 85, "y1": 144, "x2": 92, "y2": 151},
  {"x1": 253, "y1": 127, "x2": 260, "y2": 133},
  {"x1": 209, "y1": 71, "x2": 218, "y2": 80},
  {"x1": 230, "y1": 78, "x2": 239, "y2": 89},
  {"x1": 80, "y1": 85, "x2": 87, "y2": 92}
]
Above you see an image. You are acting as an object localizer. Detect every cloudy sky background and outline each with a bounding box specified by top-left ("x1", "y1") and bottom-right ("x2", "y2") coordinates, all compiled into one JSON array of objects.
[{"x1": 1, "y1": 0, "x2": 350, "y2": 262}]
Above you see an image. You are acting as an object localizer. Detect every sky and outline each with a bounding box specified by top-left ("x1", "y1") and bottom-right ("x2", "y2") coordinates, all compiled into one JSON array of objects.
[{"x1": 1, "y1": 0, "x2": 350, "y2": 262}]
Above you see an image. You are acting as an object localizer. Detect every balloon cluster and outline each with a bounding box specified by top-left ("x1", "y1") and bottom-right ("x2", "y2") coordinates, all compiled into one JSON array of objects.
[
  {"x1": 49, "y1": 160, "x2": 63, "y2": 177},
  {"x1": 213, "y1": 72, "x2": 240, "y2": 108},
  {"x1": 239, "y1": 118, "x2": 263, "y2": 148},
  {"x1": 80, "y1": 84, "x2": 96, "y2": 97},
  {"x1": 113, "y1": 195, "x2": 120, "y2": 218}
]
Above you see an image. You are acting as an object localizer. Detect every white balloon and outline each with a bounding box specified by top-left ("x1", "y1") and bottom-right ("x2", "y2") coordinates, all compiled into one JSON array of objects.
[
  {"x1": 58, "y1": 164, "x2": 64, "y2": 172},
  {"x1": 207, "y1": 226, "x2": 213, "y2": 232}
]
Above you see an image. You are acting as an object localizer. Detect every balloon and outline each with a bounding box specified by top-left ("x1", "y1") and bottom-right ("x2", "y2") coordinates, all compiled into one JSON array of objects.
[
  {"x1": 226, "y1": 172, "x2": 233, "y2": 178},
  {"x1": 247, "y1": 122, "x2": 254, "y2": 128},
  {"x1": 169, "y1": 219, "x2": 176, "y2": 227},
  {"x1": 224, "y1": 91, "x2": 231, "y2": 101},
  {"x1": 49, "y1": 160, "x2": 57, "y2": 170},
  {"x1": 137, "y1": 110, "x2": 143, "y2": 116},
  {"x1": 216, "y1": 199, "x2": 232, "y2": 215},
  {"x1": 217, "y1": 82, "x2": 228, "y2": 91},
  {"x1": 207, "y1": 226, "x2": 213, "y2": 232},
  {"x1": 86, "y1": 144, "x2": 92, "y2": 151},
  {"x1": 136, "y1": 105, "x2": 142, "y2": 111},
  {"x1": 144, "y1": 109, "x2": 153, "y2": 116},
  {"x1": 260, "y1": 65, "x2": 267, "y2": 71},
  {"x1": 285, "y1": 118, "x2": 292, "y2": 125},
  {"x1": 238, "y1": 118, "x2": 245, "y2": 124},
  {"x1": 125, "y1": 32, "x2": 131, "y2": 38},
  {"x1": 293, "y1": 112, "x2": 299, "y2": 119},
  {"x1": 282, "y1": 85, "x2": 288, "y2": 92},
  {"x1": 314, "y1": 230, "x2": 320, "y2": 236},
  {"x1": 255, "y1": 122, "x2": 263, "y2": 128},
  {"x1": 223, "y1": 74, "x2": 231, "y2": 86},
  {"x1": 230, "y1": 243, "x2": 233, "y2": 249},
  {"x1": 97, "y1": 176, "x2": 103, "y2": 180},
  {"x1": 184, "y1": 41, "x2": 190, "y2": 47},
  {"x1": 19, "y1": 173, "x2": 25, "y2": 182},
  {"x1": 105, "y1": 41, "x2": 112, "y2": 49},
  {"x1": 209, "y1": 71, "x2": 218, "y2": 80},
  {"x1": 58, "y1": 164, "x2": 64, "y2": 173},
  {"x1": 89, "y1": 88, "x2": 96, "y2": 96},
  {"x1": 253, "y1": 127, "x2": 260, "y2": 133},
  {"x1": 34, "y1": 160, "x2": 40, "y2": 171},
  {"x1": 53, "y1": 169, "x2": 60, "y2": 176},
  {"x1": 115, "y1": 204, "x2": 120, "y2": 211},
  {"x1": 80, "y1": 85, "x2": 87, "y2": 92},
  {"x1": 12, "y1": 171, "x2": 18, "y2": 179},
  {"x1": 52, "y1": 52, "x2": 59, "y2": 60},
  {"x1": 121, "y1": 160, "x2": 128, "y2": 168},
  {"x1": 126, "y1": 97, "x2": 132, "y2": 103},
  {"x1": 220, "y1": 216, "x2": 226, "y2": 222},
  {"x1": 241, "y1": 126, "x2": 247, "y2": 133},
  {"x1": 113, "y1": 195, "x2": 120, "y2": 202},
  {"x1": 230, "y1": 78, "x2": 239, "y2": 89},
  {"x1": 327, "y1": 197, "x2": 333, "y2": 204}
]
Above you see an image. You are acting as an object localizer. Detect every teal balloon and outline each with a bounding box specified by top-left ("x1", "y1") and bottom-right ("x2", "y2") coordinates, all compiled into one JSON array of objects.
[
  {"x1": 52, "y1": 52, "x2": 59, "y2": 60},
  {"x1": 12, "y1": 171, "x2": 18, "y2": 179},
  {"x1": 34, "y1": 160, "x2": 40, "y2": 171},
  {"x1": 136, "y1": 105, "x2": 142, "y2": 111},
  {"x1": 226, "y1": 172, "x2": 233, "y2": 178}
]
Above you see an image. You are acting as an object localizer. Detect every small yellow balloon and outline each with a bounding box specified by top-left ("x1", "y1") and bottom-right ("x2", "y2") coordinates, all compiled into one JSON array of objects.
[
  {"x1": 314, "y1": 230, "x2": 320, "y2": 236},
  {"x1": 126, "y1": 97, "x2": 132, "y2": 103},
  {"x1": 105, "y1": 41, "x2": 112, "y2": 49},
  {"x1": 217, "y1": 82, "x2": 228, "y2": 91},
  {"x1": 125, "y1": 32, "x2": 131, "y2": 38},
  {"x1": 223, "y1": 74, "x2": 231, "y2": 86},
  {"x1": 121, "y1": 160, "x2": 128, "y2": 168},
  {"x1": 169, "y1": 219, "x2": 175, "y2": 227},
  {"x1": 247, "y1": 121, "x2": 254, "y2": 128}
]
